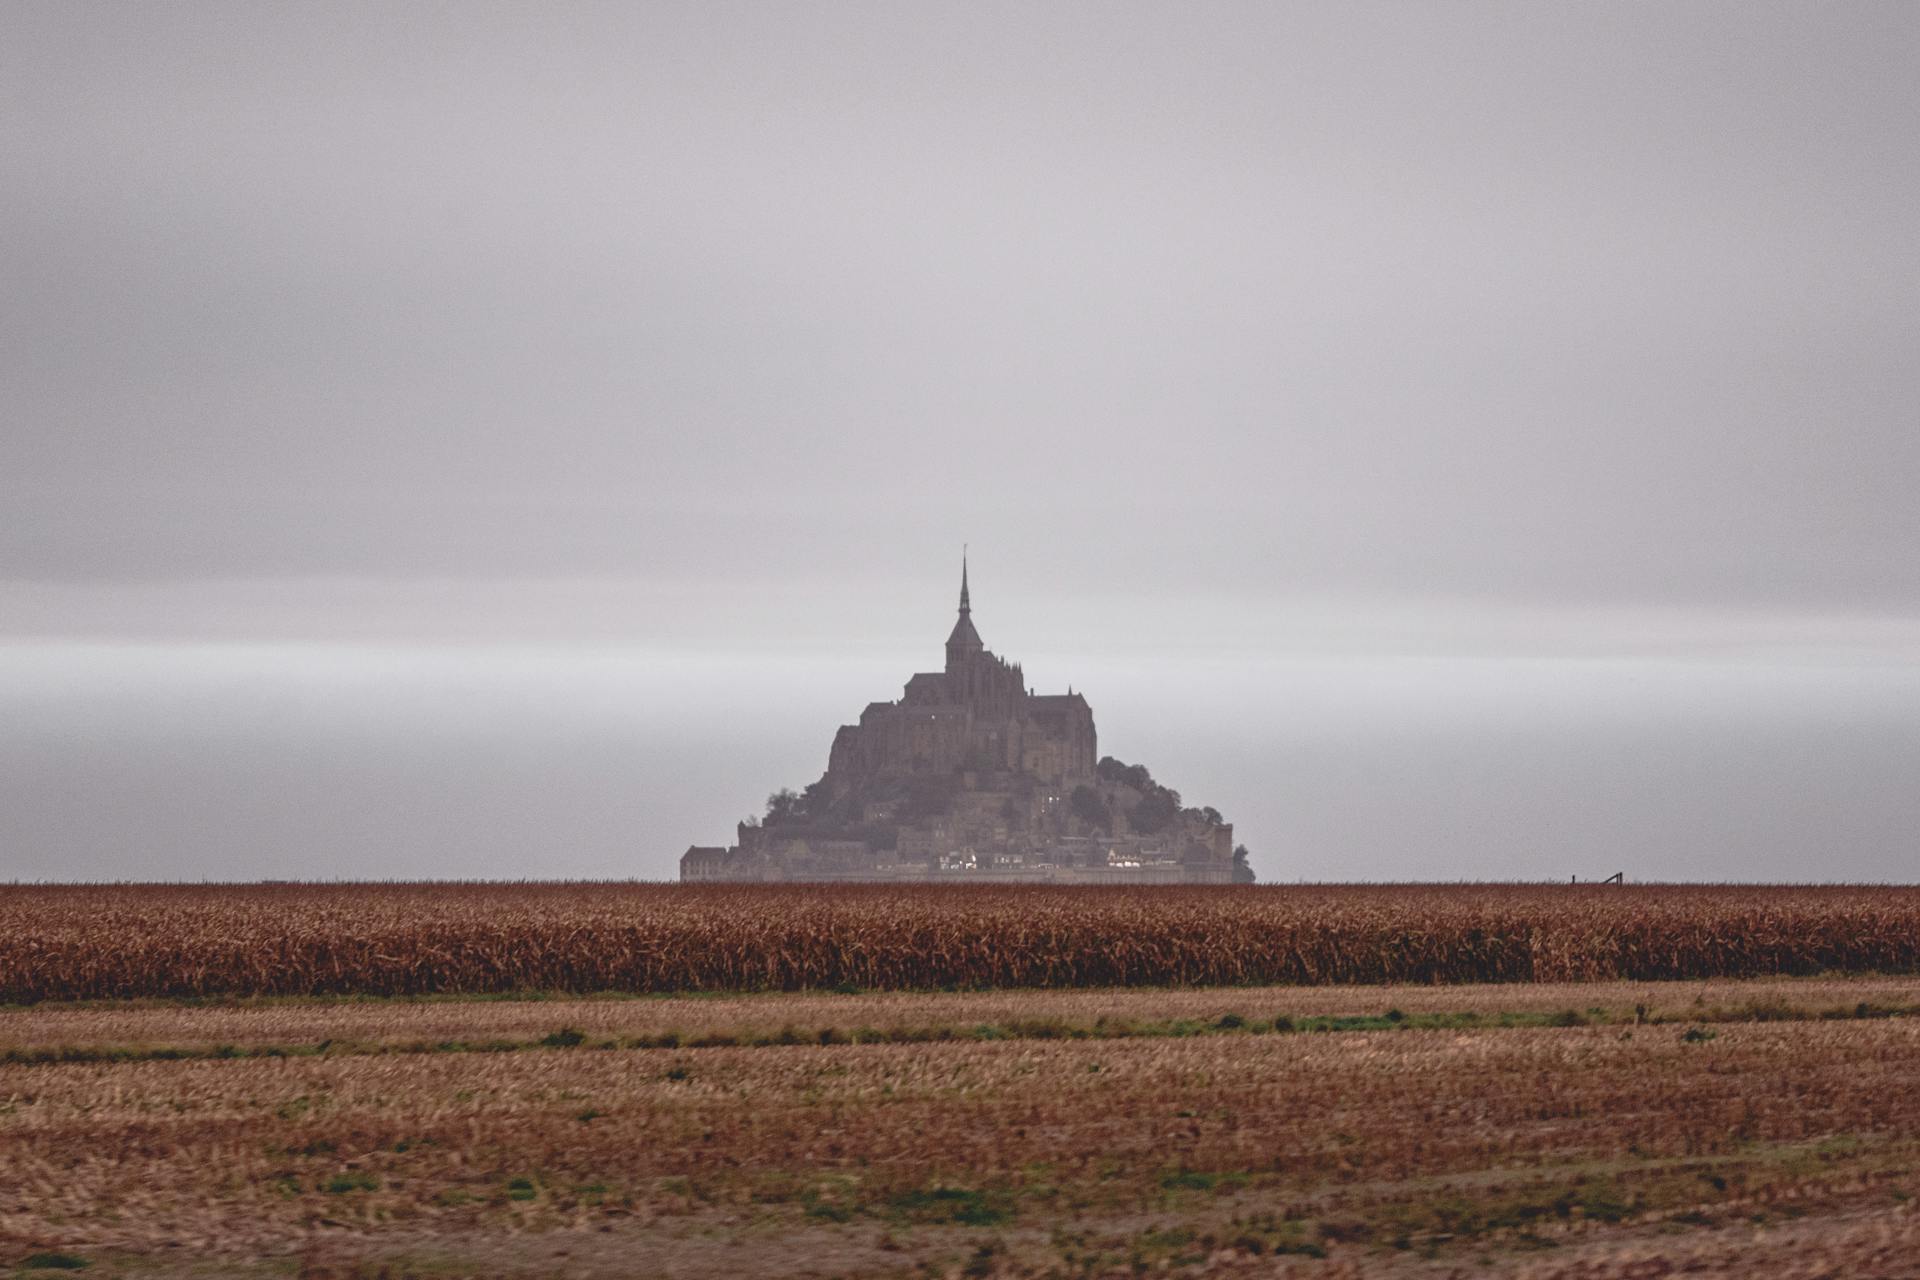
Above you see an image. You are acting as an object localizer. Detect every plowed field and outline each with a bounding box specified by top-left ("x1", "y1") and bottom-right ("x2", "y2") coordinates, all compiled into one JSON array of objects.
[{"x1": 4, "y1": 976, "x2": 1918, "y2": 1278}]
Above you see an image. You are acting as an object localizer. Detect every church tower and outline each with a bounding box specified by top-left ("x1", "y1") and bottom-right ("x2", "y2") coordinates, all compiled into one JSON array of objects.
[{"x1": 945, "y1": 552, "x2": 983, "y2": 674}]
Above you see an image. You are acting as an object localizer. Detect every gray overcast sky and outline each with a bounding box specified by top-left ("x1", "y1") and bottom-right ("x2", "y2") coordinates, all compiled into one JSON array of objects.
[{"x1": 3, "y1": 3, "x2": 1917, "y2": 881}]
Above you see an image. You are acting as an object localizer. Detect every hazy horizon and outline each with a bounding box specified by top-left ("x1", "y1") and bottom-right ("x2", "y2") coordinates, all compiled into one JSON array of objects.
[{"x1": 4, "y1": 3, "x2": 1917, "y2": 883}]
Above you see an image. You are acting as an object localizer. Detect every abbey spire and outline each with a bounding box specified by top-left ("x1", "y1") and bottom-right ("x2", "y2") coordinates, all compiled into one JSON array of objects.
[{"x1": 946, "y1": 551, "x2": 984, "y2": 670}]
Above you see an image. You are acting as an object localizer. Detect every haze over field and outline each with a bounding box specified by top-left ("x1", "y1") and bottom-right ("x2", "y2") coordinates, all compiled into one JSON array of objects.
[{"x1": 3, "y1": 3, "x2": 1917, "y2": 881}]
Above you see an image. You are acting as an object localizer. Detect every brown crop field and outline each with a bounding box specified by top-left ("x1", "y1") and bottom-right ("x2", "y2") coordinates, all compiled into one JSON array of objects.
[
  {"x1": 6, "y1": 884, "x2": 1920, "y2": 1277},
  {"x1": 3, "y1": 978, "x2": 1920, "y2": 1278},
  {"x1": 6, "y1": 882, "x2": 1920, "y2": 1002}
]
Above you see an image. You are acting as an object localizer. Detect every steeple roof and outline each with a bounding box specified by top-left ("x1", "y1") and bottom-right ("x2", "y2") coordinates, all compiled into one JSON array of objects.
[
  {"x1": 947, "y1": 612, "x2": 982, "y2": 649},
  {"x1": 946, "y1": 552, "x2": 982, "y2": 652}
]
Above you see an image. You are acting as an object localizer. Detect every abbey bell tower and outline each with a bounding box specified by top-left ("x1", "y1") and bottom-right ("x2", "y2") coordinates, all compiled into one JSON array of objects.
[{"x1": 944, "y1": 553, "x2": 984, "y2": 674}]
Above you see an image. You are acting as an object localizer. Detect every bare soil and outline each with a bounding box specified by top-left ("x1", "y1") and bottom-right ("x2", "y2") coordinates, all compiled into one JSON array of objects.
[{"x1": 4, "y1": 977, "x2": 1919, "y2": 1277}]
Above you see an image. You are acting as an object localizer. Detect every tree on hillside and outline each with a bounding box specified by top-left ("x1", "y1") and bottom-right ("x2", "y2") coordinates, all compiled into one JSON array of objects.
[
  {"x1": 1129, "y1": 786, "x2": 1181, "y2": 835},
  {"x1": 1070, "y1": 785, "x2": 1110, "y2": 833},
  {"x1": 1096, "y1": 756, "x2": 1153, "y2": 792},
  {"x1": 764, "y1": 787, "x2": 803, "y2": 824},
  {"x1": 801, "y1": 779, "x2": 834, "y2": 819}
]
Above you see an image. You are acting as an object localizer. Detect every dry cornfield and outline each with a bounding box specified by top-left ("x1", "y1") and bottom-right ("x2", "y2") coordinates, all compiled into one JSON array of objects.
[{"x1": 4, "y1": 882, "x2": 1920, "y2": 1002}]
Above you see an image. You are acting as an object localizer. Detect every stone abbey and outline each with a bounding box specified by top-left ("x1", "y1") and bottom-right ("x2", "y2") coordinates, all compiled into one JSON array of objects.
[{"x1": 680, "y1": 561, "x2": 1245, "y2": 883}]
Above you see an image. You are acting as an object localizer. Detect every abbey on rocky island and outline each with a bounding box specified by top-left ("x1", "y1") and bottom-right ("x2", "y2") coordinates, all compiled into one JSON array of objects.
[{"x1": 680, "y1": 560, "x2": 1248, "y2": 884}]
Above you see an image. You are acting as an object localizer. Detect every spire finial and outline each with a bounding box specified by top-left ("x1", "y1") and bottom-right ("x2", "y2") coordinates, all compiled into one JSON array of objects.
[{"x1": 959, "y1": 546, "x2": 970, "y2": 615}]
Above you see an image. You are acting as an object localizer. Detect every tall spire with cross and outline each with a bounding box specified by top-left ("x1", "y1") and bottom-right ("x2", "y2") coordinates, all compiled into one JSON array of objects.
[{"x1": 945, "y1": 547, "x2": 983, "y2": 671}]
